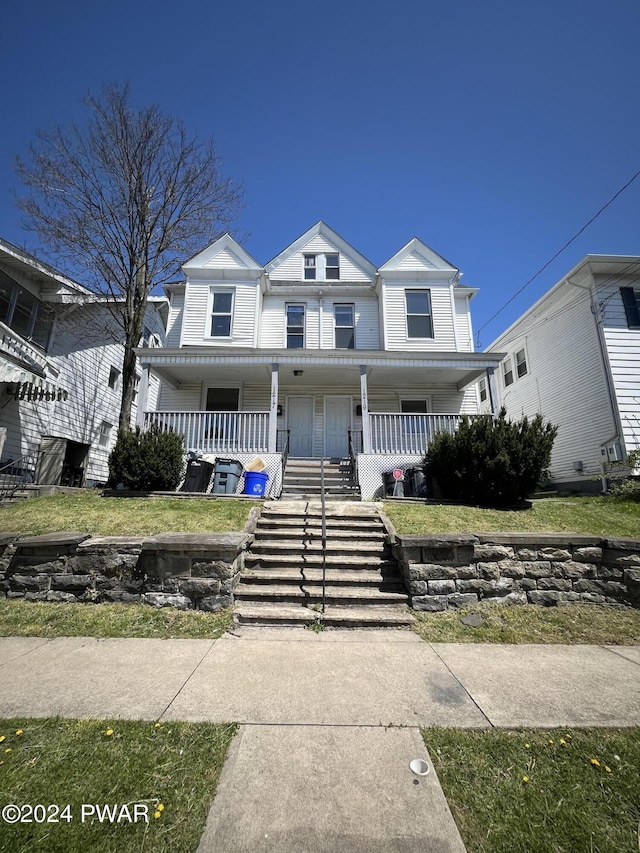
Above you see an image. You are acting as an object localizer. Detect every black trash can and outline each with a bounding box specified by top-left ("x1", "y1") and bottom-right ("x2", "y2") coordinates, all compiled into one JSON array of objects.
[
  {"x1": 382, "y1": 471, "x2": 404, "y2": 498},
  {"x1": 212, "y1": 458, "x2": 244, "y2": 495},
  {"x1": 181, "y1": 459, "x2": 214, "y2": 493},
  {"x1": 405, "y1": 466, "x2": 427, "y2": 498}
]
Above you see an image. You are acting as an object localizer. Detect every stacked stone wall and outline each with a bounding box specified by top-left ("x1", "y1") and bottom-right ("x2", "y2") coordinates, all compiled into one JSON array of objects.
[
  {"x1": 0, "y1": 531, "x2": 248, "y2": 612},
  {"x1": 391, "y1": 533, "x2": 640, "y2": 611}
]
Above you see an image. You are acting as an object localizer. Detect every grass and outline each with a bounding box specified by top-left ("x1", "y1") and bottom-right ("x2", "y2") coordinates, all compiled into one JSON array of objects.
[
  {"x1": 0, "y1": 599, "x2": 233, "y2": 639},
  {"x1": 0, "y1": 492, "x2": 257, "y2": 536},
  {"x1": 385, "y1": 496, "x2": 640, "y2": 537},
  {"x1": 424, "y1": 727, "x2": 640, "y2": 853},
  {"x1": 413, "y1": 603, "x2": 640, "y2": 645},
  {"x1": 0, "y1": 717, "x2": 236, "y2": 853}
]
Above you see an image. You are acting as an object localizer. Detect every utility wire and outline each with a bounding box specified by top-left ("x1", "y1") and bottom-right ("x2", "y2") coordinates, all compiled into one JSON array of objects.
[{"x1": 476, "y1": 167, "x2": 640, "y2": 348}]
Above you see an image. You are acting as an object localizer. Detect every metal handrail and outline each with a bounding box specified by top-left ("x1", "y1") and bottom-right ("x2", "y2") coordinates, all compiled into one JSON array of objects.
[
  {"x1": 0, "y1": 450, "x2": 41, "y2": 503},
  {"x1": 320, "y1": 456, "x2": 326, "y2": 615},
  {"x1": 347, "y1": 429, "x2": 362, "y2": 484},
  {"x1": 277, "y1": 429, "x2": 290, "y2": 498}
]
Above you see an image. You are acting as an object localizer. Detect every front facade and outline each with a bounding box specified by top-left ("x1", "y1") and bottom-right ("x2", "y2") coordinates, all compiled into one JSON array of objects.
[
  {"x1": 0, "y1": 239, "x2": 167, "y2": 488},
  {"x1": 138, "y1": 222, "x2": 503, "y2": 498},
  {"x1": 481, "y1": 254, "x2": 640, "y2": 491}
]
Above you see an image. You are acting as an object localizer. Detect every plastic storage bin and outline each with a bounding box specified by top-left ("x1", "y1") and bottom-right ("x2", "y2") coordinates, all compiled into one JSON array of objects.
[
  {"x1": 404, "y1": 466, "x2": 427, "y2": 498},
  {"x1": 181, "y1": 459, "x2": 214, "y2": 492},
  {"x1": 243, "y1": 470, "x2": 269, "y2": 497},
  {"x1": 212, "y1": 458, "x2": 244, "y2": 494}
]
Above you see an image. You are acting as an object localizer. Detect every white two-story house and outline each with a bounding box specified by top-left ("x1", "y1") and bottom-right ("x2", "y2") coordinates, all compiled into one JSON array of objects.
[
  {"x1": 137, "y1": 222, "x2": 503, "y2": 498},
  {"x1": 481, "y1": 254, "x2": 640, "y2": 493},
  {"x1": 0, "y1": 238, "x2": 167, "y2": 490}
]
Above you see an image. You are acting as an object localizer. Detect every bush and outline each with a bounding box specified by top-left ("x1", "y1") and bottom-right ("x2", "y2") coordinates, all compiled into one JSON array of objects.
[
  {"x1": 423, "y1": 408, "x2": 558, "y2": 507},
  {"x1": 108, "y1": 425, "x2": 184, "y2": 491},
  {"x1": 606, "y1": 449, "x2": 640, "y2": 501}
]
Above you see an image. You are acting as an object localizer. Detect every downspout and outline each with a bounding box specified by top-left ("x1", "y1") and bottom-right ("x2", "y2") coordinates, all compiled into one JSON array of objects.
[{"x1": 449, "y1": 272, "x2": 461, "y2": 351}]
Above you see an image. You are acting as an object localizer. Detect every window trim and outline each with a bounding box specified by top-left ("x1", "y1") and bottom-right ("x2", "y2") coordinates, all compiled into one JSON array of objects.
[
  {"x1": 325, "y1": 253, "x2": 340, "y2": 280},
  {"x1": 399, "y1": 398, "x2": 431, "y2": 414},
  {"x1": 334, "y1": 303, "x2": 355, "y2": 349},
  {"x1": 404, "y1": 289, "x2": 434, "y2": 339},
  {"x1": 98, "y1": 421, "x2": 113, "y2": 449},
  {"x1": 108, "y1": 366, "x2": 121, "y2": 390},
  {"x1": 285, "y1": 302, "x2": 306, "y2": 349},
  {"x1": 502, "y1": 356, "x2": 514, "y2": 387},
  {"x1": 479, "y1": 378, "x2": 488, "y2": 402},
  {"x1": 303, "y1": 254, "x2": 317, "y2": 280},
  {"x1": 515, "y1": 347, "x2": 528, "y2": 378},
  {"x1": 621, "y1": 286, "x2": 640, "y2": 329},
  {"x1": 207, "y1": 288, "x2": 235, "y2": 339}
]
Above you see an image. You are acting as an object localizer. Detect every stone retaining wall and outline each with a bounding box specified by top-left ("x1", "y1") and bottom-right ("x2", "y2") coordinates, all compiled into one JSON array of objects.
[
  {"x1": 0, "y1": 530, "x2": 249, "y2": 611},
  {"x1": 390, "y1": 533, "x2": 640, "y2": 611}
]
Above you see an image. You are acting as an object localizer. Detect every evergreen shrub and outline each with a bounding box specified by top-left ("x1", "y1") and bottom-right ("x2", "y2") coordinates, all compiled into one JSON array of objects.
[
  {"x1": 423, "y1": 408, "x2": 558, "y2": 507},
  {"x1": 108, "y1": 424, "x2": 184, "y2": 491}
]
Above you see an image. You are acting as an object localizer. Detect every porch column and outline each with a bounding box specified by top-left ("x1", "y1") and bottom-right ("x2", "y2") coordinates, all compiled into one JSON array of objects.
[
  {"x1": 486, "y1": 367, "x2": 501, "y2": 414},
  {"x1": 269, "y1": 362, "x2": 279, "y2": 452},
  {"x1": 360, "y1": 365, "x2": 372, "y2": 453},
  {"x1": 135, "y1": 365, "x2": 150, "y2": 428}
]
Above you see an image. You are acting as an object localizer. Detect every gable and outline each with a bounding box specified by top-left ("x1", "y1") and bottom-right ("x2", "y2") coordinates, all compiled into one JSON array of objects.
[
  {"x1": 183, "y1": 234, "x2": 263, "y2": 277},
  {"x1": 266, "y1": 222, "x2": 376, "y2": 282},
  {"x1": 380, "y1": 238, "x2": 459, "y2": 276}
]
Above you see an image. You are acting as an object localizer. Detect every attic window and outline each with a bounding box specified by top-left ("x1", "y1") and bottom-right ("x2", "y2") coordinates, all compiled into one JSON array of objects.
[
  {"x1": 621, "y1": 287, "x2": 640, "y2": 329},
  {"x1": 304, "y1": 255, "x2": 316, "y2": 280},
  {"x1": 325, "y1": 253, "x2": 340, "y2": 280}
]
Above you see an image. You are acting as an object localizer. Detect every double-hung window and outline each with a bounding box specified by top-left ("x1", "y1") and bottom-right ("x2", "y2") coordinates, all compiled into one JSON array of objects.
[
  {"x1": 325, "y1": 253, "x2": 340, "y2": 280},
  {"x1": 515, "y1": 348, "x2": 528, "y2": 378},
  {"x1": 210, "y1": 291, "x2": 233, "y2": 337},
  {"x1": 334, "y1": 304, "x2": 355, "y2": 349},
  {"x1": 479, "y1": 378, "x2": 488, "y2": 402},
  {"x1": 502, "y1": 357, "x2": 514, "y2": 387},
  {"x1": 286, "y1": 304, "x2": 305, "y2": 349},
  {"x1": 405, "y1": 290, "x2": 434, "y2": 339},
  {"x1": 304, "y1": 255, "x2": 316, "y2": 280},
  {"x1": 621, "y1": 287, "x2": 640, "y2": 329}
]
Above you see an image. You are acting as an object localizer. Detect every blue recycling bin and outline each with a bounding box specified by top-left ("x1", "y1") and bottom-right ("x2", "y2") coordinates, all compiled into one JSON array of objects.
[{"x1": 243, "y1": 471, "x2": 269, "y2": 496}]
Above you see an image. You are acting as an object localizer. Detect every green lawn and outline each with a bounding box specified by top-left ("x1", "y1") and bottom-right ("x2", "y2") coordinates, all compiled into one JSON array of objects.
[
  {"x1": 0, "y1": 492, "x2": 256, "y2": 535},
  {"x1": 0, "y1": 599, "x2": 232, "y2": 639},
  {"x1": 385, "y1": 496, "x2": 640, "y2": 537},
  {"x1": 414, "y1": 603, "x2": 640, "y2": 645},
  {"x1": 0, "y1": 718, "x2": 236, "y2": 853},
  {"x1": 424, "y1": 727, "x2": 640, "y2": 853}
]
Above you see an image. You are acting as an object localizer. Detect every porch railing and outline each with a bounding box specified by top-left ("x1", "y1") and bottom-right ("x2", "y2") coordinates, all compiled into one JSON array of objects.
[
  {"x1": 368, "y1": 413, "x2": 486, "y2": 455},
  {"x1": 143, "y1": 411, "x2": 270, "y2": 454},
  {"x1": 0, "y1": 450, "x2": 41, "y2": 503}
]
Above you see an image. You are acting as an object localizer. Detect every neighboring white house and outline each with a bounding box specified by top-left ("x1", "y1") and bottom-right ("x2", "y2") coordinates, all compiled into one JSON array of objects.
[
  {"x1": 137, "y1": 221, "x2": 503, "y2": 498},
  {"x1": 0, "y1": 238, "x2": 167, "y2": 488},
  {"x1": 481, "y1": 254, "x2": 640, "y2": 492}
]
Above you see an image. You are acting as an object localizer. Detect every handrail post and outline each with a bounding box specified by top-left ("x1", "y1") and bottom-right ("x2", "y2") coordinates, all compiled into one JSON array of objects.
[{"x1": 321, "y1": 457, "x2": 326, "y2": 615}]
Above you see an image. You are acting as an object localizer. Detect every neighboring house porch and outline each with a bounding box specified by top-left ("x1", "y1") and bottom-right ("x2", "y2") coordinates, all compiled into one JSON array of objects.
[{"x1": 138, "y1": 348, "x2": 502, "y2": 499}]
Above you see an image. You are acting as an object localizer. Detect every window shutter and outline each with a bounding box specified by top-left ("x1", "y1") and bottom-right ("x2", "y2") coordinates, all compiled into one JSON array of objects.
[{"x1": 620, "y1": 287, "x2": 640, "y2": 328}]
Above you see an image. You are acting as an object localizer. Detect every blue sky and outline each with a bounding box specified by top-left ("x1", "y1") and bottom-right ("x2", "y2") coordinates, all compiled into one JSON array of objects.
[{"x1": 2, "y1": 0, "x2": 639, "y2": 345}]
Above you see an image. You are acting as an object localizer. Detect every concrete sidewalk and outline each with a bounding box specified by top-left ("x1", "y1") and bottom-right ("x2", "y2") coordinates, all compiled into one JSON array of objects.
[{"x1": 1, "y1": 628, "x2": 639, "y2": 852}]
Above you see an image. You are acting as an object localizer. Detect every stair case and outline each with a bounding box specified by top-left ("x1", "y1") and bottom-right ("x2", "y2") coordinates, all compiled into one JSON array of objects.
[
  {"x1": 280, "y1": 457, "x2": 359, "y2": 500},
  {"x1": 235, "y1": 502, "x2": 413, "y2": 628}
]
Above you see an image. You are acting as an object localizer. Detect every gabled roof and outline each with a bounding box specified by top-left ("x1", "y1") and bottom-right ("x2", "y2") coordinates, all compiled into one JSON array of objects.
[
  {"x1": 265, "y1": 221, "x2": 377, "y2": 279},
  {"x1": 183, "y1": 233, "x2": 263, "y2": 273},
  {"x1": 379, "y1": 237, "x2": 459, "y2": 275}
]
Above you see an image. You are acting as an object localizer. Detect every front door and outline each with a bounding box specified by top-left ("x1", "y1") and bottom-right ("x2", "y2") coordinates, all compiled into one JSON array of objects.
[
  {"x1": 287, "y1": 396, "x2": 314, "y2": 457},
  {"x1": 324, "y1": 396, "x2": 351, "y2": 458}
]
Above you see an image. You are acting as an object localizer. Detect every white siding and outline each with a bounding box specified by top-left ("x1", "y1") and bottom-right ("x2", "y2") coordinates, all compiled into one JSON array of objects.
[
  {"x1": 165, "y1": 291, "x2": 184, "y2": 347},
  {"x1": 599, "y1": 280, "x2": 640, "y2": 453},
  {"x1": 270, "y1": 235, "x2": 372, "y2": 282},
  {"x1": 157, "y1": 383, "x2": 202, "y2": 411},
  {"x1": 454, "y1": 294, "x2": 474, "y2": 352},
  {"x1": 397, "y1": 251, "x2": 438, "y2": 271},
  {"x1": 490, "y1": 287, "x2": 615, "y2": 483},
  {"x1": 382, "y1": 280, "x2": 456, "y2": 351},
  {"x1": 181, "y1": 281, "x2": 258, "y2": 347},
  {"x1": 203, "y1": 247, "x2": 247, "y2": 269}
]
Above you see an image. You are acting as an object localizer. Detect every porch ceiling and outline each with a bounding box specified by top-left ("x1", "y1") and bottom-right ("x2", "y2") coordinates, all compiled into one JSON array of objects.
[{"x1": 138, "y1": 348, "x2": 505, "y2": 392}]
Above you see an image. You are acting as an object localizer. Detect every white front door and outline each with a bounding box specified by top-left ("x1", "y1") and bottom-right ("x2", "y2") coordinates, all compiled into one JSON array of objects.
[
  {"x1": 287, "y1": 396, "x2": 314, "y2": 457},
  {"x1": 324, "y1": 396, "x2": 351, "y2": 458}
]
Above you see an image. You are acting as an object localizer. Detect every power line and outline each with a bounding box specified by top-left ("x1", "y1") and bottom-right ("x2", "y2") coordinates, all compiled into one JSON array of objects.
[{"x1": 475, "y1": 167, "x2": 640, "y2": 348}]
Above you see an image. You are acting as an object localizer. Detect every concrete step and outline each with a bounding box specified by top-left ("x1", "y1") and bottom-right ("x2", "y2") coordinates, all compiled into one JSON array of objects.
[
  {"x1": 234, "y1": 602, "x2": 415, "y2": 628},
  {"x1": 245, "y1": 552, "x2": 396, "y2": 570},
  {"x1": 279, "y1": 493, "x2": 361, "y2": 502},
  {"x1": 249, "y1": 540, "x2": 387, "y2": 555},
  {"x1": 253, "y1": 527, "x2": 385, "y2": 541},
  {"x1": 240, "y1": 567, "x2": 402, "y2": 585},
  {"x1": 262, "y1": 504, "x2": 380, "y2": 518},
  {"x1": 236, "y1": 583, "x2": 409, "y2": 605}
]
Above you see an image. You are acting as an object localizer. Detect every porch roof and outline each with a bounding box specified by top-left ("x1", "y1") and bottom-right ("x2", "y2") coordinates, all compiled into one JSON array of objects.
[{"x1": 135, "y1": 347, "x2": 505, "y2": 392}]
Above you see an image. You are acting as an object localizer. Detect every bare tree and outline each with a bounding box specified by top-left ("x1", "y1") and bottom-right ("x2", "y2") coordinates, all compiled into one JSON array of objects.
[{"x1": 16, "y1": 83, "x2": 243, "y2": 431}]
